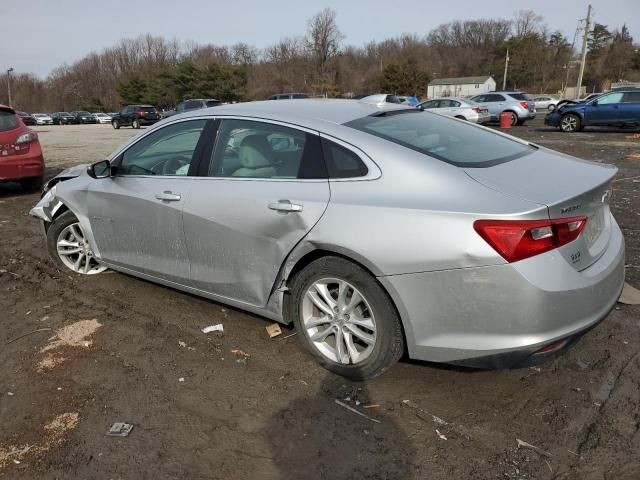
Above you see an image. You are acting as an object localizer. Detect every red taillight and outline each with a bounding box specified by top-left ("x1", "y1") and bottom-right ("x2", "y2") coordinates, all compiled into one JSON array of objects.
[
  {"x1": 473, "y1": 107, "x2": 481, "y2": 113},
  {"x1": 520, "y1": 101, "x2": 528, "y2": 109},
  {"x1": 139, "y1": 111, "x2": 146, "y2": 116},
  {"x1": 474, "y1": 216, "x2": 587, "y2": 263},
  {"x1": 0, "y1": 131, "x2": 37, "y2": 157}
]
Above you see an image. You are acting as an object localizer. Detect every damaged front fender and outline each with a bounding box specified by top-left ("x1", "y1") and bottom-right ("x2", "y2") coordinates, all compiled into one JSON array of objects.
[{"x1": 29, "y1": 185, "x2": 66, "y2": 223}]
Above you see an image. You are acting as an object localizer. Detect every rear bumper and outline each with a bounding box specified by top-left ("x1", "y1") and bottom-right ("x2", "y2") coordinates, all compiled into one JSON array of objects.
[
  {"x1": 379, "y1": 214, "x2": 625, "y2": 368},
  {"x1": 139, "y1": 118, "x2": 159, "y2": 125},
  {"x1": 0, "y1": 146, "x2": 45, "y2": 182}
]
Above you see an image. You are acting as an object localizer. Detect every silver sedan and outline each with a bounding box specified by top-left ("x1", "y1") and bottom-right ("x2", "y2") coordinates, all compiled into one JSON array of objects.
[
  {"x1": 31, "y1": 100, "x2": 625, "y2": 379},
  {"x1": 419, "y1": 97, "x2": 491, "y2": 123}
]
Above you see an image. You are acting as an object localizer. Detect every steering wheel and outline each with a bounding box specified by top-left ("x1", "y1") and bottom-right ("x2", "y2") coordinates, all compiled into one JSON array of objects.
[{"x1": 161, "y1": 156, "x2": 191, "y2": 175}]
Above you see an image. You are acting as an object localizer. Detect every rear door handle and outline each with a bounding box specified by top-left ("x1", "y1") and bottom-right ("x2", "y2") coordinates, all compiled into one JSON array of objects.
[
  {"x1": 155, "y1": 191, "x2": 181, "y2": 202},
  {"x1": 268, "y1": 200, "x2": 303, "y2": 213}
]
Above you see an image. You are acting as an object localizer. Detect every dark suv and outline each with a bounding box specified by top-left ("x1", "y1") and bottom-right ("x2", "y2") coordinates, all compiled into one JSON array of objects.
[
  {"x1": 51, "y1": 112, "x2": 75, "y2": 125},
  {"x1": 111, "y1": 105, "x2": 160, "y2": 129},
  {"x1": 70, "y1": 111, "x2": 98, "y2": 124},
  {"x1": 163, "y1": 98, "x2": 222, "y2": 118}
]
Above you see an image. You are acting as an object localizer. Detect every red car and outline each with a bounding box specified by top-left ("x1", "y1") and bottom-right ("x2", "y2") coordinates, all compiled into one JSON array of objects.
[{"x1": 0, "y1": 105, "x2": 45, "y2": 191}]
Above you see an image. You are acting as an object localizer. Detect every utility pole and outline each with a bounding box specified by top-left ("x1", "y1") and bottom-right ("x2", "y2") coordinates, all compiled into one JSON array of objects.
[
  {"x1": 575, "y1": 4, "x2": 592, "y2": 99},
  {"x1": 502, "y1": 49, "x2": 509, "y2": 90},
  {"x1": 6, "y1": 67, "x2": 13, "y2": 107}
]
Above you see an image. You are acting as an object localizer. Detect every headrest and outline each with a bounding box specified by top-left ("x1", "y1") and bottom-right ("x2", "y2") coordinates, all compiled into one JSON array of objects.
[{"x1": 238, "y1": 135, "x2": 273, "y2": 168}]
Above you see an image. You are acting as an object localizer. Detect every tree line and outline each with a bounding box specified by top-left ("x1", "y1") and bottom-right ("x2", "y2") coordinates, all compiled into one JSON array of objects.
[{"x1": 1, "y1": 8, "x2": 638, "y2": 112}]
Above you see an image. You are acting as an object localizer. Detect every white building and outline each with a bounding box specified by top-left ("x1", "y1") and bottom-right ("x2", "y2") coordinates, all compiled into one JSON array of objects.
[{"x1": 427, "y1": 76, "x2": 496, "y2": 99}]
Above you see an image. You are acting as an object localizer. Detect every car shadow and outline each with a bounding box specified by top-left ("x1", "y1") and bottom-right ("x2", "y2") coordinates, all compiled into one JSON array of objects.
[{"x1": 263, "y1": 373, "x2": 417, "y2": 479}]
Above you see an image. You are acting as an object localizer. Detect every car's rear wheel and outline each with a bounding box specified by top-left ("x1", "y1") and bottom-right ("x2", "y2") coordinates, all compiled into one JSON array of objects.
[
  {"x1": 506, "y1": 111, "x2": 518, "y2": 126},
  {"x1": 560, "y1": 113, "x2": 581, "y2": 132},
  {"x1": 455, "y1": 115, "x2": 467, "y2": 121},
  {"x1": 288, "y1": 256, "x2": 404, "y2": 380},
  {"x1": 112, "y1": 119, "x2": 120, "y2": 129},
  {"x1": 132, "y1": 119, "x2": 140, "y2": 129},
  {"x1": 19, "y1": 176, "x2": 43, "y2": 192},
  {"x1": 46, "y1": 211, "x2": 107, "y2": 275}
]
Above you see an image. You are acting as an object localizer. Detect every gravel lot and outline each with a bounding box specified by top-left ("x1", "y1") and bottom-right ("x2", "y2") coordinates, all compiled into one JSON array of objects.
[{"x1": 1, "y1": 120, "x2": 639, "y2": 479}]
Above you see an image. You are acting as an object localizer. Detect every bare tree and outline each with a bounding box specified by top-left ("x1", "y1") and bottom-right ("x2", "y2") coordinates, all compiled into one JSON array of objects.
[
  {"x1": 305, "y1": 8, "x2": 344, "y2": 93},
  {"x1": 513, "y1": 10, "x2": 544, "y2": 37}
]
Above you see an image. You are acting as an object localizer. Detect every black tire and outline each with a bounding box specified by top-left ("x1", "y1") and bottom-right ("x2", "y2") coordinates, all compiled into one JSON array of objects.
[
  {"x1": 516, "y1": 119, "x2": 526, "y2": 126},
  {"x1": 112, "y1": 119, "x2": 120, "y2": 129},
  {"x1": 132, "y1": 119, "x2": 140, "y2": 129},
  {"x1": 454, "y1": 115, "x2": 467, "y2": 121},
  {"x1": 560, "y1": 113, "x2": 581, "y2": 132},
  {"x1": 19, "y1": 176, "x2": 43, "y2": 192},
  {"x1": 287, "y1": 256, "x2": 405, "y2": 380},
  {"x1": 46, "y1": 210, "x2": 78, "y2": 272}
]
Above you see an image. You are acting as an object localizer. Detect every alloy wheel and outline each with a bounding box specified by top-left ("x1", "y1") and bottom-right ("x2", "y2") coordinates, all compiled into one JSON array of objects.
[
  {"x1": 561, "y1": 115, "x2": 578, "y2": 132},
  {"x1": 301, "y1": 278, "x2": 377, "y2": 365},
  {"x1": 56, "y1": 222, "x2": 107, "y2": 275}
]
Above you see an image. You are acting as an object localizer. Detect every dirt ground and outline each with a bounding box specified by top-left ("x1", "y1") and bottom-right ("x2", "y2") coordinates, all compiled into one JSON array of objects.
[{"x1": 1, "y1": 120, "x2": 639, "y2": 480}]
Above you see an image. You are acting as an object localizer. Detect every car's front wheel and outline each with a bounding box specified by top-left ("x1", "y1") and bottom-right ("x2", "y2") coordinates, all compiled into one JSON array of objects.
[
  {"x1": 46, "y1": 211, "x2": 107, "y2": 275},
  {"x1": 112, "y1": 119, "x2": 120, "y2": 129},
  {"x1": 288, "y1": 256, "x2": 404, "y2": 380},
  {"x1": 560, "y1": 113, "x2": 582, "y2": 132},
  {"x1": 132, "y1": 119, "x2": 140, "y2": 129}
]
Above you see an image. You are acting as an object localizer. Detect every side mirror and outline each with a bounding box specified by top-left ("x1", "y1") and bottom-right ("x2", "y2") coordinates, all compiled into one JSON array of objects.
[{"x1": 87, "y1": 160, "x2": 113, "y2": 179}]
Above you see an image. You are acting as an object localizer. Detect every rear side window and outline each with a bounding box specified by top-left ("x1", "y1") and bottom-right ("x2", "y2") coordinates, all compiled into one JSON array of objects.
[
  {"x1": 321, "y1": 139, "x2": 368, "y2": 178},
  {"x1": 345, "y1": 110, "x2": 532, "y2": 168},
  {"x1": 0, "y1": 111, "x2": 19, "y2": 132},
  {"x1": 485, "y1": 94, "x2": 505, "y2": 102},
  {"x1": 508, "y1": 93, "x2": 528, "y2": 101},
  {"x1": 622, "y1": 92, "x2": 640, "y2": 102},
  {"x1": 292, "y1": 94, "x2": 308, "y2": 99},
  {"x1": 206, "y1": 100, "x2": 222, "y2": 107}
]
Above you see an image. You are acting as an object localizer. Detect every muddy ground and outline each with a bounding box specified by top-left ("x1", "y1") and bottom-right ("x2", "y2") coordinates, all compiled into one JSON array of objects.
[{"x1": 1, "y1": 120, "x2": 639, "y2": 480}]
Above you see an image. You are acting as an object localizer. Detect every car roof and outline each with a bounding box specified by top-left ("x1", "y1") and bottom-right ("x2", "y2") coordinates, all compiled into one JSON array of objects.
[
  {"x1": 0, "y1": 104, "x2": 15, "y2": 114},
  {"x1": 170, "y1": 99, "x2": 411, "y2": 127}
]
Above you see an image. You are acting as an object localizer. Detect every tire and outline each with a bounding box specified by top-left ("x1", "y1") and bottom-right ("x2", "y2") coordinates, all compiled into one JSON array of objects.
[
  {"x1": 288, "y1": 256, "x2": 405, "y2": 380},
  {"x1": 454, "y1": 115, "x2": 467, "y2": 121},
  {"x1": 112, "y1": 119, "x2": 120, "y2": 129},
  {"x1": 132, "y1": 119, "x2": 140, "y2": 129},
  {"x1": 46, "y1": 211, "x2": 107, "y2": 275},
  {"x1": 516, "y1": 119, "x2": 526, "y2": 126},
  {"x1": 505, "y1": 111, "x2": 518, "y2": 126},
  {"x1": 560, "y1": 113, "x2": 581, "y2": 132},
  {"x1": 19, "y1": 176, "x2": 43, "y2": 192}
]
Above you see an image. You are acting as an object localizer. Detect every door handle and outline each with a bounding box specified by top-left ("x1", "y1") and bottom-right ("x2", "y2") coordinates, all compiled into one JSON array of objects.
[
  {"x1": 268, "y1": 200, "x2": 303, "y2": 213},
  {"x1": 155, "y1": 191, "x2": 181, "y2": 202}
]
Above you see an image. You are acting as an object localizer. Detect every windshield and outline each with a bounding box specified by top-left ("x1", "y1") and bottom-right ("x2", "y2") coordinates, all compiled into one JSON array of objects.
[
  {"x1": 345, "y1": 110, "x2": 533, "y2": 167},
  {"x1": 78, "y1": 111, "x2": 91, "y2": 115},
  {"x1": 0, "y1": 111, "x2": 19, "y2": 131}
]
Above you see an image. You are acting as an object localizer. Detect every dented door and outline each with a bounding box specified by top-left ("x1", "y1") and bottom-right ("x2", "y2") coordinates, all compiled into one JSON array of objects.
[{"x1": 183, "y1": 178, "x2": 330, "y2": 306}]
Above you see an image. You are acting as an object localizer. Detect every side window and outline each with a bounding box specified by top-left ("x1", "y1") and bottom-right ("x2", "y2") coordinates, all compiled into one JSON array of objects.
[
  {"x1": 486, "y1": 94, "x2": 504, "y2": 102},
  {"x1": 472, "y1": 95, "x2": 485, "y2": 102},
  {"x1": 209, "y1": 119, "x2": 323, "y2": 179},
  {"x1": 596, "y1": 92, "x2": 623, "y2": 105},
  {"x1": 119, "y1": 120, "x2": 206, "y2": 176},
  {"x1": 321, "y1": 139, "x2": 368, "y2": 179},
  {"x1": 450, "y1": 100, "x2": 461, "y2": 107},
  {"x1": 622, "y1": 92, "x2": 640, "y2": 103},
  {"x1": 439, "y1": 100, "x2": 451, "y2": 108},
  {"x1": 422, "y1": 100, "x2": 439, "y2": 109}
]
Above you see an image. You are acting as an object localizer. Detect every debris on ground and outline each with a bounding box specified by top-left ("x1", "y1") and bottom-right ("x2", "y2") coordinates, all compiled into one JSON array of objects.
[
  {"x1": 178, "y1": 341, "x2": 186, "y2": 348},
  {"x1": 41, "y1": 319, "x2": 102, "y2": 352},
  {"x1": 231, "y1": 349, "x2": 250, "y2": 359},
  {"x1": 265, "y1": 323, "x2": 282, "y2": 338},
  {"x1": 5, "y1": 328, "x2": 52, "y2": 345},
  {"x1": 516, "y1": 438, "x2": 552, "y2": 457},
  {"x1": 280, "y1": 331, "x2": 297, "y2": 340},
  {"x1": 618, "y1": 282, "x2": 640, "y2": 305},
  {"x1": 436, "y1": 429, "x2": 447, "y2": 441},
  {"x1": 178, "y1": 377, "x2": 185, "y2": 382},
  {"x1": 202, "y1": 324, "x2": 224, "y2": 334},
  {"x1": 334, "y1": 399, "x2": 381, "y2": 424},
  {"x1": 401, "y1": 399, "x2": 448, "y2": 426},
  {"x1": 106, "y1": 422, "x2": 134, "y2": 437}
]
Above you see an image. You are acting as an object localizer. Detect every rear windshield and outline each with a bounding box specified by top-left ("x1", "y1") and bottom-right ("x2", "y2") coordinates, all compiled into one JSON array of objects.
[
  {"x1": 0, "y1": 111, "x2": 19, "y2": 131},
  {"x1": 345, "y1": 110, "x2": 533, "y2": 167}
]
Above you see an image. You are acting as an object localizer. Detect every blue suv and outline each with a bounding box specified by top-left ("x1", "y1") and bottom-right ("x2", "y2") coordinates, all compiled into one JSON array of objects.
[{"x1": 545, "y1": 89, "x2": 640, "y2": 132}]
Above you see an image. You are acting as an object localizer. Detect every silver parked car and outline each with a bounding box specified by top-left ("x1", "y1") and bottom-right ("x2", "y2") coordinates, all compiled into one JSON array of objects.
[
  {"x1": 533, "y1": 96, "x2": 559, "y2": 111},
  {"x1": 470, "y1": 91, "x2": 536, "y2": 126},
  {"x1": 31, "y1": 100, "x2": 625, "y2": 379},
  {"x1": 419, "y1": 97, "x2": 491, "y2": 123}
]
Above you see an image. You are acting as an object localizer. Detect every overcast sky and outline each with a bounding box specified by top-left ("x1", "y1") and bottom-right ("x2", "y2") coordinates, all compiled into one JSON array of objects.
[{"x1": 3, "y1": 0, "x2": 639, "y2": 78}]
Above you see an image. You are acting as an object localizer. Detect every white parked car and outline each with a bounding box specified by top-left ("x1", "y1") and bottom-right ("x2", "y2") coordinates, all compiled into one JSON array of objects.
[
  {"x1": 32, "y1": 113, "x2": 53, "y2": 125},
  {"x1": 533, "y1": 96, "x2": 559, "y2": 111},
  {"x1": 93, "y1": 113, "x2": 112, "y2": 124},
  {"x1": 419, "y1": 97, "x2": 491, "y2": 124}
]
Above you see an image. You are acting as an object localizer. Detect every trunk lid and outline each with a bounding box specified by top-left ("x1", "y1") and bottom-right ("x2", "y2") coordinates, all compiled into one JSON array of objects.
[{"x1": 464, "y1": 148, "x2": 617, "y2": 270}]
